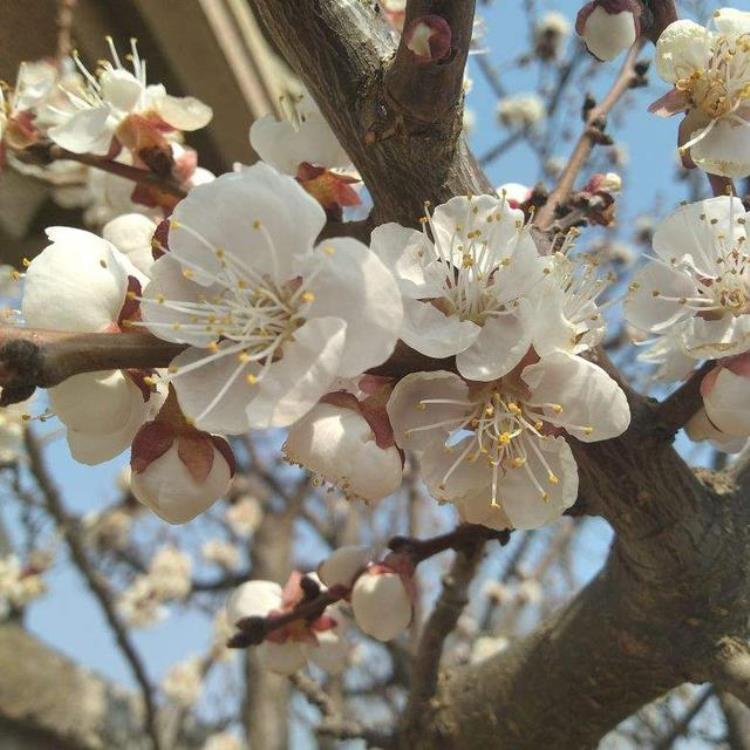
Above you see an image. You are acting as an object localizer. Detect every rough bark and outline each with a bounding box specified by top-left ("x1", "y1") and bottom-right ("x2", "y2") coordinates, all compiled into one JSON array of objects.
[{"x1": 246, "y1": 1, "x2": 750, "y2": 747}]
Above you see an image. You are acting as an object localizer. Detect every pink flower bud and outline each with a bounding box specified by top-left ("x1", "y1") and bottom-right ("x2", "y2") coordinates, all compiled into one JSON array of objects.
[
  {"x1": 350, "y1": 562, "x2": 414, "y2": 641},
  {"x1": 575, "y1": 0, "x2": 641, "y2": 61},
  {"x1": 699, "y1": 354, "x2": 750, "y2": 438},
  {"x1": 404, "y1": 15, "x2": 452, "y2": 63},
  {"x1": 130, "y1": 420, "x2": 235, "y2": 524}
]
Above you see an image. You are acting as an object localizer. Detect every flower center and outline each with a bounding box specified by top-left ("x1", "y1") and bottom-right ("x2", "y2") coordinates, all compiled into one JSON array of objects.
[
  {"x1": 677, "y1": 33, "x2": 750, "y2": 119},
  {"x1": 406, "y1": 384, "x2": 573, "y2": 508},
  {"x1": 419, "y1": 199, "x2": 526, "y2": 325}
]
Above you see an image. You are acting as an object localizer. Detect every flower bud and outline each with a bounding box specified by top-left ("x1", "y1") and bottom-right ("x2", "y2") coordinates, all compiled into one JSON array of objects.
[
  {"x1": 700, "y1": 355, "x2": 750, "y2": 438},
  {"x1": 350, "y1": 564, "x2": 414, "y2": 641},
  {"x1": 102, "y1": 214, "x2": 158, "y2": 277},
  {"x1": 285, "y1": 401, "x2": 402, "y2": 502},
  {"x1": 318, "y1": 545, "x2": 372, "y2": 589},
  {"x1": 404, "y1": 15, "x2": 452, "y2": 63},
  {"x1": 130, "y1": 421, "x2": 235, "y2": 524},
  {"x1": 497, "y1": 182, "x2": 532, "y2": 209},
  {"x1": 575, "y1": 0, "x2": 641, "y2": 61}
]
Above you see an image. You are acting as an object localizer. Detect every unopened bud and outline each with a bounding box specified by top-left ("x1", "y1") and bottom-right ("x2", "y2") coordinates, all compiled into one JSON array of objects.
[
  {"x1": 350, "y1": 564, "x2": 413, "y2": 641},
  {"x1": 576, "y1": 0, "x2": 641, "y2": 62},
  {"x1": 404, "y1": 15, "x2": 452, "y2": 63}
]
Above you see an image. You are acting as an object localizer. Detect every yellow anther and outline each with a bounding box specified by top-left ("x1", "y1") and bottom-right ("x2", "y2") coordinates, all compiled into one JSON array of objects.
[
  {"x1": 582, "y1": 426, "x2": 594, "y2": 436},
  {"x1": 183, "y1": 268, "x2": 194, "y2": 279},
  {"x1": 126, "y1": 291, "x2": 138, "y2": 300},
  {"x1": 246, "y1": 373, "x2": 259, "y2": 385},
  {"x1": 498, "y1": 432, "x2": 512, "y2": 445},
  {"x1": 156, "y1": 294, "x2": 166, "y2": 304},
  {"x1": 551, "y1": 404, "x2": 563, "y2": 414},
  {"x1": 322, "y1": 245, "x2": 336, "y2": 256},
  {"x1": 416, "y1": 402, "x2": 427, "y2": 411},
  {"x1": 548, "y1": 473, "x2": 559, "y2": 485},
  {"x1": 252, "y1": 219, "x2": 262, "y2": 229},
  {"x1": 215, "y1": 248, "x2": 225, "y2": 259},
  {"x1": 238, "y1": 352, "x2": 251, "y2": 363},
  {"x1": 301, "y1": 291, "x2": 316, "y2": 303},
  {"x1": 511, "y1": 456, "x2": 526, "y2": 468},
  {"x1": 508, "y1": 402, "x2": 521, "y2": 415},
  {"x1": 541, "y1": 491, "x2": 550, "y2": 502},
  {"x1": 170, "y1": 219, "x2": 181, "y2": 230},
  {"x1": 168, "y1": 365, "x2": 179, "y2": 374},
  {"x1": 21, "y1": 257, "x2": 31, "y2": 268},
  {"x1": 484, "y1": 405, "x2": 495, "y2": 417},
  {"x1": 208, "y1": 341, "x2": 220, "y2": 353},
  {"x1": 462, "y1": 255, "x2": 474, "y2": 268}
]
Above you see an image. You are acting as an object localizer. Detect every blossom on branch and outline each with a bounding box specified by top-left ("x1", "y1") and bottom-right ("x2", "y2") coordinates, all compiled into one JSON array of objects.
[
  {"x1": 576, "y1": 0, "x2": 641, "y2": 62},
  {"x1": 650, "y1": 8, "x2": 750, "y2": 177},
  {"x1": 140, "y1": 164, "x2": 403, "y2": 434}
]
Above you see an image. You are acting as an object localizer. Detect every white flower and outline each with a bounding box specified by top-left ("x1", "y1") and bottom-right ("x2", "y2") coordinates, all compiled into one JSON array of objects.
[
  {"x1": 496, "y1": 183, "x2": 531, "y2": 209},
  {"x1": 162, "y1": 657, "x2": 203, "y2": 707},
  {"x1": 350, "y1": 565, "x2": 413, "y2": 641},
  {"x1": 227, "y1": 576, "x2": 349, "y2": 675},
  {"x1": 250, "y1": 92, "x2": 352, "y2": 176},
  {"x1": 117, "y1": 575, "x2": 165, "y2": 627},
  {"x1": 22, "y1": 227, "x2": 161, "y2": 464},
  {"x1": 497, "y1": 94, "x2": 545, "y2": 129},
  {"x1": 635, "y1": 326, "x2": 698, "y2": 383},
  {"x1": 141, "y1": 164, "x2": 403, "y2": 433},
  {"x1": 624, "y1": 196, "x2": 750, "y2": 361},
  {"x1": 130, "y1": 421, "x2": 234, "y2": 525},
  {"x1": 147, "y1": 546, "x2": 192, "y2": 600},
  {"x1": 49, "y1": 38, "x2": 212, "y2": 155},
  {"x1": 370, "y1": 194, "x2": 545, "y2": 382},
  {"x1": 576, "y1": 0, "x2": 641, "y2": 62},
  {"x1": 534, "y1": 12, "x2": 572, "y2": 60},
  {"x1": 651, "y1": 9, "x2": 750, "y2": 177},
  {"x1": 285, "y1": 401, "x2": 403, "y2": 501},
  {"x1": 225, "y1": 496, "x2": 263, "y2": 537},
  {"x1": 102, "y1": 214, "x2": 158, "y2": 276},
  {"x1": 202, "y1": 539, "x2": 241, "y2": 569},
  {"x1": 529, "y1": 251, "x2": 610, "y2": 358},
  {"x1": 0, "y1": 555, "x2": 46, "y2": 609},
  {"x1": 387, "y1": 358, "x2": 630, "y2": 530},
  {"x1": 318, "y1": 545, "x2": 372, "y2": 589}
]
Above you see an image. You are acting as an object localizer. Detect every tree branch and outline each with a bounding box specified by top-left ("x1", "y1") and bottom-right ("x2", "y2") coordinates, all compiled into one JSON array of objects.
[
  {"x1": 654, "y1": 362, "x2": 713, "y2": 437},
  {"x1": 24, "y1": 429, "x2": 162, "y2": 750},
  {"x1": 534, "y1": 41, "x2": 645, "y2": 230}
]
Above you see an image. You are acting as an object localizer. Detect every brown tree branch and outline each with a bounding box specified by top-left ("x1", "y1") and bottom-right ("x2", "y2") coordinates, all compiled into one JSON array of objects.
[
  {"x1": 655, "y1": 361, "x2": 714, "y2": 437},
  {"x1": 23, "y1": 429, "x2": 162, "y2": 750},
  {"x1": 534, "y1": 41, "x2": 645, "y2": 230},
  {"x1": 400, "y1": 541, "x2": 485, "y2": 735}
]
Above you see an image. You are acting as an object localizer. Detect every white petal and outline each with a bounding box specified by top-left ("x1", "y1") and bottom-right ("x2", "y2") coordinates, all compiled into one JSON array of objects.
[
  {"x1": 131, "y1": 442, "x2": 231, "y2": 524},
  {"x1": 351, "y1": 572, "x2": 412, "y2": 641},
  {"x1": 23, "y1": 227, "x2": 130, "y2": 332},
  {"x1": 49, "y1": 370, "x2": 141, "y2": 434},
  {"x1": 369, "y1": 223, "x2": 439, "y2": 297},
  {"x1": 690, "y1": 118, "x2": 750, "y2": 178},
  {"x1": 102, "y1": 213, "x2": 157, "y2": 277},
  {"x1": 682, "y1": 314, "x2": 750, "y2": 359},
  {"x1": 141, "y1": 255, "x2": 221, "y2": 347},
  {"x1": 170, "y1": 165, "x2": 325, "y2": 285},
  {"x1": 100, "y1": 69, "x2": 144, "y2": 113},
  {"x1": 285, "y1": 403, "x2": 403, "y2": 501},
  {"x1": 522, "y1": 352, "x2": 631, "y2": 442},
  {"x1": 154, "y1": 95, "x2": 213, "y2": 131},
  {"x1": 652, "y1": 197, "x2": 747, "y2": 274},
  {"x1": 456, "y1": 300, "x2": 533, "y2": 381},
  {"x1": 48, "y1": 106, "x2": 115, "y2": 155},
  {"x1": 304, "y1": 238, "x2": 403, "y2": 377},
  {"x1": 247, "y1": 317, "x2": 346, "y2": 429},
  {"x1": 259, "y1": 642, "x2": 309, "y2": 675},
  {"x1": 169, "y1": 344, "x2": 259, "y2": 434},
  {"x1": 498, "y1": 436, "x2": 578, "y2": 529},
  {"x1": 704, "y1": 368, "x2": 750, "y2": 436},
  {"x1": 624, "y1": 262, "x2": 698, "y2": 333},
  {"x1": 310, "y1": 626, "x2": 349, "y2": 674},
  {"x1": 227, "y1": 580, "x2": 282, "y2": 624},
  {"x1": 655, "y1": 19, "x2": 711, "y2": 83},
  {"x1": 686, "y1": 408, "x2": 748, "y2": 452},
  {"x1": 456, "y1": 494, "x2": 512, "y2": 531},
  {"x1": 420, "y1": 436, "x2": 491, "y2": 501},
  {"x1": 400, "y1": 298, "x2": 481, "y2": 359},
  {"x1": 318, "y1": 546, "x2": 372, "y2": 588},
  {"x1": 582, "y1": 7, "x2": 637, "y2": 61},
  {"x1": 387, "y1": 371, "x2": 470, "y2": 452},
  {"x1": 712, "y1": 7, "x2": 750, "y2": 36}
]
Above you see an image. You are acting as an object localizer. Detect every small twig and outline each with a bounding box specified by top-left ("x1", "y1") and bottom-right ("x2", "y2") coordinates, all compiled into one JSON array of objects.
[
  {"x1": 534, "y1": 41, "x2": 645, "y2": 230},
  {"x1": 291, "y1": 672, "x2": 394, "y2": 747},
  {"x1": 23, "y1": 429, "x2": 162, "y2": 750}
]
